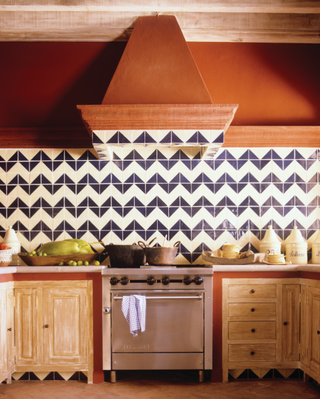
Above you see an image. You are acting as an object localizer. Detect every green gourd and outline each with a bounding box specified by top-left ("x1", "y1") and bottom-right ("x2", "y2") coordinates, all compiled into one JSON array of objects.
[{"x1": 38, "y1": 239, "x2": 94, "y2": 255}]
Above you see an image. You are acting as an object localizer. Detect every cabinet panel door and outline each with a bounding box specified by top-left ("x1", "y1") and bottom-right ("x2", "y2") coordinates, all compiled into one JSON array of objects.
[
  {"x1": 308, "y1": 286, "x2": 320, "y2": 374},
  {"x1": 282, "y1": 284, "x2": 300, "y2": 362},
  {"x1": 0, "y1": 289, "x2": 6, "y2": 376},
  {"x1": 15, "y1": 288, "x2": 42, "y2": 366},
  {"x1": 43, "y1": 287, "x2": 88, "y2": 365},
  {"x1": 300, "y1": 284, "x2": 308, "y2": 366},
  {"x1": 6, "y1": 288, "x2": 15, "y2": 370}
]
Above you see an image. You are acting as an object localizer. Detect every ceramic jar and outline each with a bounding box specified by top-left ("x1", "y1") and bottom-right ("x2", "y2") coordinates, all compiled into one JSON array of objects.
[
  {"x1": 259, "y1": 225, "x2": 281, "y2": 256},
  {"x1": 3, "y1": 226, "x2": 22, "y2": 265},
  {"x1": 311, "y1": 230, "x2": 320, "y2": 264},
  {"x1": 285, "y1": 226, "x2": 308, "y2": 264}
]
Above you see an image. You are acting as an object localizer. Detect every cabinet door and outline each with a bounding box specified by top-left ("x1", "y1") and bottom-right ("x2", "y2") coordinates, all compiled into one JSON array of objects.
[
  {"x1": 0, "y1": 288, "x2": 7, "y2": 378},
  {"x1": 15, "y1": 288, "x2": 42, "y2": 366},
  {"x1": 282, "y1": 284, "x2": 300, "y2": 361},
  {"x1": 6, "y1": 288, "x2": 15, "y2": 370},
  {"x1": 43, "y1": 286, "x2": 88, "y2": 366},
  {"x1": 300, "y1": 284, "x2": 308, "y2": 366},
  {"x1": 308, "y1": 286, "x2": 320, "y2": 374}
]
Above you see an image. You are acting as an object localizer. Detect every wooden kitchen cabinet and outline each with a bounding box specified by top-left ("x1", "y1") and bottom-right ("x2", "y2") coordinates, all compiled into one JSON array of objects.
[
  {"x1": 0, "y1": 285, "x2": 7, "y2": 382},
  {"x1": 11, "y1": 281, "x2": 93, "y2": 383},
  {"x1": 281, "y1": 284, "x2": 300, "y2": 362},
  {"x1": 6, "y1": 287, "x2": 15, "y2": 373},
  {"x1": 0, "y1": 282, "x2": 14, "y2": 384},
  {"x1": 222, "y1": 278, "x2": 301, "y2": 382},
  {"x1": 42, "y1": 285, "x2": 89, "y2": 366},
  {"x1": 300, "y1": 280, "x2": 320, "y2": 381},
  {"x1": 15, "y1": 286, "x2": 42, "y2": 366}
]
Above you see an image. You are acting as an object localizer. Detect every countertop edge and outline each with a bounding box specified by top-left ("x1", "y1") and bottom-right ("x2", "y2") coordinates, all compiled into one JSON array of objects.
[
  {"x1": 0, "y1": 266, "x2": 106, "y2": 274},
  {"x1": 1, "y1": 264, "x2": 320, "y2": 275}
]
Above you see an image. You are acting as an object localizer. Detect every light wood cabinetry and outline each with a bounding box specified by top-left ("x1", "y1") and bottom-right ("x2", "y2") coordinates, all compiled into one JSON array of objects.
[
  {"x1": 300, "y1": 279, "x2": 320, "y2": 382},
  {"x1": 222, "y1": 278, "x2": 301, "y2": 382},
  {"x1": 0, "y1": 285, "x2": 7, "y2": 382},
  {"x1": 281, "y1": 284, "x2": 300, "y2": 362},
  {"x1": 1, "y1": 280, "x2": 93, "y2": 384},
  {"x1": 0, "y1": 282, "x2": 14, "y2": 384},
  {"x1": 42, "y1": 285, "x2": 89, "y2": 367}
]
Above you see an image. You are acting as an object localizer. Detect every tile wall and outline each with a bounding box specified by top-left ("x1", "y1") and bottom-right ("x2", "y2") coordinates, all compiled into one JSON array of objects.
[{"x1": 0, "y1": 146, "x2": 319, "y2": 264}]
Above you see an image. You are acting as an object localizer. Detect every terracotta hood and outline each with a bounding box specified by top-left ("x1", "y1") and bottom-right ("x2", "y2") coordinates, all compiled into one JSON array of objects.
[{"x1": 77, "y1": 15, "x2": 238, "y2": 159}]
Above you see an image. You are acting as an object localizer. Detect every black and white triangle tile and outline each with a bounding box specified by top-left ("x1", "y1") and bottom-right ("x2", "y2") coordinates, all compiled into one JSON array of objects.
[{"x1": 0, "y1": 146, "x2": 320, "y2": 264}]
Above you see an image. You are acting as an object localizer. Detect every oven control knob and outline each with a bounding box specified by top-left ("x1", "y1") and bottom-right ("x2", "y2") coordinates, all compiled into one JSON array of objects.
[
  {"x1": 110, "y1": 277, "x2": 119, "y2": 286},
  {"x1": 147, "y1": 276, "x2": 156, "y2": 285},
  {"x1": 194, "y1": 276, "x2": 204, "y2": 285},
  {"x1": 162, "y1": 276, "x2": 170, "y2": 285},
  {"x1": 120, "y1": 277, "x2": 129, "y2": 285},
  {"x1": 183, "y1": 276, "x2": 192, "y2": 285}
]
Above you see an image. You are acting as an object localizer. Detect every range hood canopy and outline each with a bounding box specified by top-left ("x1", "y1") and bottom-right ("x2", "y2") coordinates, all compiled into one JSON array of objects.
[{"x1": 77, "y1": 15, "x2": 238, "y2": 160}]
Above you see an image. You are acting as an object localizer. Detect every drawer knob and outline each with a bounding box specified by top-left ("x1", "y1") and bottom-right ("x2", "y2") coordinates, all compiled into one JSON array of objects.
[
  {"x1": 44, "y1": 324, "x2": 49, "y2": 328},
  {"x1": 251, "y1": 308, "x2": 255, "y2": 312},
  {"x1": 250, "y1": 289, "x2": 255, "y2": 294},
  {"x1": 317, "y1": 330, "x2": 320, "y2": 335},
  {"x1": 250, "y1": 351, "x2": 255, "y2": 356},
  {"x1": 284, "y1": 322, "x2": 288, "y2": 326},
  {"x1": 7, "y1": 327, "x2": 12, "y2": 332},
  {"x1": 251, "y1": 328, "x2": 255, "y2": 333}
]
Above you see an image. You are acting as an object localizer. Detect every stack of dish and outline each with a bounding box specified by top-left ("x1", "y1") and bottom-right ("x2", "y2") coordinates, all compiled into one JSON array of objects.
[
  {"x1": 221, "y1": 244, "x2": 240, "y2": 259},
  {"x1": 266, "y1": 254, "x2": 286, "y2": 264}
]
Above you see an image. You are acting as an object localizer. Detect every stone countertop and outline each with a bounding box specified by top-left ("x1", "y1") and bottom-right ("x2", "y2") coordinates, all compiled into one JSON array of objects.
[
  {"x1": 0, "y1": 265, "x2": 105, "y2": 274},
  {"x1": 210, "y1": 264, "x2": 320, "y2": 272},
  {"x1": 1, "y1": 264, "x2": 320, "y2": 274}
]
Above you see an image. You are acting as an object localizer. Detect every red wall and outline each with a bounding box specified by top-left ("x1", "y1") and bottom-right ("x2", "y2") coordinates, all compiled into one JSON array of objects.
[{"x1": 0, "y1": 42, "x2": 319, "y2": 128}]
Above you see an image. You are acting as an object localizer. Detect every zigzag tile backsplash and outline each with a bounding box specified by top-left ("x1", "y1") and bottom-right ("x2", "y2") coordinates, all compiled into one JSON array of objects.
[{"x1": 0, "y1": 146, "x2": 319, "y2": 265}]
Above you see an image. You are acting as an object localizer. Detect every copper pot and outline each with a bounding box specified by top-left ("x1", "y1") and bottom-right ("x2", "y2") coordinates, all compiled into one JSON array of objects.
[{"x1": 138, "y1": 241, "x2": 181, "y2": 266}]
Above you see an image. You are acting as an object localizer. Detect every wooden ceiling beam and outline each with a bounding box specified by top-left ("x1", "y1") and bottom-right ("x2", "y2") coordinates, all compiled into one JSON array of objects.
[{"x1": 0, "y1": 1, "x2": 319, "y2": 43}]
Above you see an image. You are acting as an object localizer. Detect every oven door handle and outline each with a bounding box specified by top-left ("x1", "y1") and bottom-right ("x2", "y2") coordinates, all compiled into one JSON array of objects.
[{"x1": 113, "y1": 295, "x2": 202, "y2": 300}]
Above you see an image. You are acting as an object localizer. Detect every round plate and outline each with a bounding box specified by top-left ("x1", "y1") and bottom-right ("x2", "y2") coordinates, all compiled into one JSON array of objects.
[{"x1": 18, "y1": 252, "x2": 98, "y2": 266}]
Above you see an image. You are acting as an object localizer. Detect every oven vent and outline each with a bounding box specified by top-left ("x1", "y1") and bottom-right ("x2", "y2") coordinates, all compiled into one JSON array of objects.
[{"x1": 77, "y1": 15, "x2": 238, "y2": 160}]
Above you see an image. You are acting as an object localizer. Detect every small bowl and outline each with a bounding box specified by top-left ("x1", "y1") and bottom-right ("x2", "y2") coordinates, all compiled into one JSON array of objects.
[{"x1": 0, "y1": 248, "x2": 13, "y2": 267}]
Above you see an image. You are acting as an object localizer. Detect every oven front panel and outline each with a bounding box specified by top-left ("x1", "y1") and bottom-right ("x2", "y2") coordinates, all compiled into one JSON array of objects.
[{"x1": 111, "y1": 291, "x2": 204, "y2": 353}]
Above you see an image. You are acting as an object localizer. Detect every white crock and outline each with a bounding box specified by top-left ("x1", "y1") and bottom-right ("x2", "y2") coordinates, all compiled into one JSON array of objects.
[
  {"x1": 259, "y1": 225, "x2": 281, "y2": 256},
  {"x1": 285, "y1": 226, "x2": 308, "y2": 264}
]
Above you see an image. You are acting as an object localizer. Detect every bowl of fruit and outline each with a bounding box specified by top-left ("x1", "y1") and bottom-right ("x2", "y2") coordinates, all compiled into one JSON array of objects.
[
  {"x1": 0, "y1": 243, "x2": 12, "y2": 267},
  {"x1": 18, "y1": 239, "x2": 100, "y2": 267}
]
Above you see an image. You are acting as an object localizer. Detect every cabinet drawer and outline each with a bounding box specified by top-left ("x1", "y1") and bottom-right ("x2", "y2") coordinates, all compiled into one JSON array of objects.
[
  {"x1": 228, "y1": 344, "x2": 276, "y2": 362},
  {"x1": 229, "y1": 321, "x2": 276, "y2": 340},
  {"x1": 228, "y1": 284, "x2": 276, "y2": 299},
  {"x1": 228, "y1": 302, "x2": 276, "y2": 318}
]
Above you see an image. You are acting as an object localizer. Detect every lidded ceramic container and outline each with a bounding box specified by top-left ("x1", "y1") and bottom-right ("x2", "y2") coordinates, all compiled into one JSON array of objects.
[
  {"x1": 259, "y1": 225, "x2": 281, "y2": 256},
  {"x1": 3, "y1": 226, "x2": 21, "y2": 265},
  {"x1": 285, "y1": 226, "x2": 308, "y2": 264},
  {"x1": 311, "y1": 230, "x2": 320, "y2": 264}
]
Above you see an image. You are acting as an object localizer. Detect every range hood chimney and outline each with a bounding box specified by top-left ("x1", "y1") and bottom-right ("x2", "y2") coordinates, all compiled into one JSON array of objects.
[{"x1": 77, "y1": 15, "x2": 238, "y2": 160}]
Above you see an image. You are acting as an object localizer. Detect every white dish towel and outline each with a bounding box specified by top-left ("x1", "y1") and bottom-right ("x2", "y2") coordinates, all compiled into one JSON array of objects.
[{"x1": 121, "y1": 295, "x2": 146, "y2": 337}]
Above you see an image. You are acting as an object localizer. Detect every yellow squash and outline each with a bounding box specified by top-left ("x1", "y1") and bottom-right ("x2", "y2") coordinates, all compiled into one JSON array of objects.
[{"x1": 38, "y1": 239, "x2": 94, "y2": 255}]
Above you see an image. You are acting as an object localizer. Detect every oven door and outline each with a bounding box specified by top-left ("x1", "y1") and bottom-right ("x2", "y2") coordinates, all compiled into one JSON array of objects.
[{"x1": 110, "y1": 290, "x2": 204, "y2": 370}]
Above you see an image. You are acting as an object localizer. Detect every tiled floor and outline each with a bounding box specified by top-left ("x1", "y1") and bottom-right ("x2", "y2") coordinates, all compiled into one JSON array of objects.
[{"x1": 1, "y1": 371, "x2": 320, "y2": 399}]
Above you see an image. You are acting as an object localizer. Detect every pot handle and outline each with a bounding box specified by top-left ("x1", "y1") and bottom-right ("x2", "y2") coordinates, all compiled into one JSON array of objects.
[
  {"x1": 138, "y1": 241, "x2": 147, "y2": 249},
  {"x1": 173, "y1": 241, "x2": 181, "y2": 248}
]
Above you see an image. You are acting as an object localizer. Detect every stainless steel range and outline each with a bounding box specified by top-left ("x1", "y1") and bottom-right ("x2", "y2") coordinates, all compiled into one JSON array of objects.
[{"x1": 102, "y1": 266, "x2": 213, "y2": 382}]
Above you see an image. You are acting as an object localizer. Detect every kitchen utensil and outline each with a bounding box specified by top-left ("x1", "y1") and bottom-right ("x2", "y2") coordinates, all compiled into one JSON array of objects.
[
  {"x1": 163, "y1": 235, "x2": 167, "y2": 247},
  {"x1": 138, "y1": 241, "x2": 181, "y2": 266},
  {"x1": 201, "y1": 251, "x2": 265, "y2": 265},
  {"x1": 17, "y1": 252, "x2": 98, "y2": 266}
]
